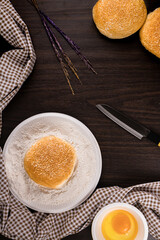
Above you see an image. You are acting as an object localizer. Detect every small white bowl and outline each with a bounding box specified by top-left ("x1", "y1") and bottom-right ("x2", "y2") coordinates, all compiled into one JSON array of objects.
[
  {"x1": 3, "y1": 113, "x2": 102, "y2": 213},
  {"x1": 92, "y1": 203, "x2": 148, "y2": 240}
]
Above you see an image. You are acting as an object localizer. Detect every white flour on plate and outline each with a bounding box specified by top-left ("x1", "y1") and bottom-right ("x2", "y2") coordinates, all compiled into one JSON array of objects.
[{"x1": 4, "y1": 118, "x2": 97, "y2": 209}]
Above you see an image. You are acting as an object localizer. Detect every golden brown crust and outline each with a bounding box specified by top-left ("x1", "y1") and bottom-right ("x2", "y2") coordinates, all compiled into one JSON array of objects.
[
  {"x1": 24, "y1": 136, "x2": 76, "y2": 189},
  {"x1": 92, "y1": 0, "x2": 147, "y2": 39},
  {"x1": 140, "y1": 8, "x2": 160, "y2": 58}
]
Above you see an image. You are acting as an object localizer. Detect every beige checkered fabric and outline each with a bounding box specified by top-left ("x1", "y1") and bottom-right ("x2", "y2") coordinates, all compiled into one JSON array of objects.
[{"x1": 0, "y1": 1, "x2": 160, "y2": 240}]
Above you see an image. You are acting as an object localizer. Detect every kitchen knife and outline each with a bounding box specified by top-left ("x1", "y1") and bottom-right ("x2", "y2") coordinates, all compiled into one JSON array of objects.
[{"x1": 96, "y1": 104, "x2": 160, "y2": 146}]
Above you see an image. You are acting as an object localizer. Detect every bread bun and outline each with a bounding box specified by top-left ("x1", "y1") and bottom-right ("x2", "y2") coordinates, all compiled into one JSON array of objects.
[
  {"x1": 140, "y1": 8, "x2": 160, "y2": 58},
  {"x1": 24, "y1": 136, "x2": 76, "y2": 189},
  {"x1": 92, "y1": 0, "x2": 147, "y2": 39}
]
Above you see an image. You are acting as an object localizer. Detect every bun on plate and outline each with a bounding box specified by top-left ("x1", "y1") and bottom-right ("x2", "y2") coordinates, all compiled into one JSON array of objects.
[{"x1": 24, "y1": 136, "x2": 77, "y2": 189}]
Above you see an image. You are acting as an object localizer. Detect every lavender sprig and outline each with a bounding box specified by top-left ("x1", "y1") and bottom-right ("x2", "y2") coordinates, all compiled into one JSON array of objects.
[
  {"x1": 48, "y1": 25, "x2": 82, "y2": 85},
  {"x1": 29, "y1": 0, "x2": 97, "y2": 94},
  {"x1": 41, "y1": 15, "x2": 75, "y2": 95},
  {"x1": 41, "y1": 11, "x2": 97, "y2": 74},
  {"x1": 29, "y1": 0, "x2": 79, "y2": 94},
  {"x1": 40, "y1": 11, "x2": 80, "y2": 50}
]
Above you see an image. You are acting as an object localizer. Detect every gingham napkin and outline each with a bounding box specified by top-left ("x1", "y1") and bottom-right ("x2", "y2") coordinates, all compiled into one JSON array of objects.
[{"x1": 0, "y1": 1, "x2": 160, "y2": 240}]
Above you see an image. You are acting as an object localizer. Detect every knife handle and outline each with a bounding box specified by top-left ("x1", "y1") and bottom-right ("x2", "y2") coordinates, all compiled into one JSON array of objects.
[{"x1": 147, "y1": 131, "x2": 160, "y2": 146}]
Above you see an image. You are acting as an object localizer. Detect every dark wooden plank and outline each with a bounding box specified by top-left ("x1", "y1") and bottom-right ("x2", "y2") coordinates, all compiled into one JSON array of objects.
[{"x1": 0, "y1": 0, "x2": 160, "y2": 239}]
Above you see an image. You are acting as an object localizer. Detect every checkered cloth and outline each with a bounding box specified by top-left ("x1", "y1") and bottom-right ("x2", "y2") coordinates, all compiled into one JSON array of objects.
[{"x1": 0, "y1": 1, "x2": 160, "y2": 240}]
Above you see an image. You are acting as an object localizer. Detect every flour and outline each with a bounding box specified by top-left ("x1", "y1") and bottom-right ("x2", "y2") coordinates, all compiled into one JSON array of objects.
[{"x1": 4, "y1": 115, "x2": 99, "y2": 211}]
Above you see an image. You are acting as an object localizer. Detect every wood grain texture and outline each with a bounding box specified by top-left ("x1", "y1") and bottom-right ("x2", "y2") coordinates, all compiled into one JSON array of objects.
[{"x1": 0, "y1": 0, "x2": 160, "y2": 239}]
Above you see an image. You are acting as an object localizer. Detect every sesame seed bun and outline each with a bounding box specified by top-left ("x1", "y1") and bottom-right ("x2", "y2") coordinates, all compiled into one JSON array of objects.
[
  {"x1": 24, "y1": 136, "x2": 77, "y2": 189},
  {"x1": 93, "y1": 0, "x2": 147, "y2": 39},
  {"x1": 140, "y1": 8, "x2": 160, "y2": 58}
]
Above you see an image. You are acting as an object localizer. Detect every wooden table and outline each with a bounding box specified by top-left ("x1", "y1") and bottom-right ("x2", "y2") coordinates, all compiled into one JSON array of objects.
[{"x1": 0, "y1": 0, "x2": 159, "y2": 239}]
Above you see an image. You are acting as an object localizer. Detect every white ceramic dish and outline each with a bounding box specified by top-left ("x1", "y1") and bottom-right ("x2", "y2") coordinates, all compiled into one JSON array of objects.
[
  {"x1": 3, "y1": 113, "x2": 102, "y2": 213},
  {"x1": 91, "y1": 203, "x2": 148, "y2": 240}
]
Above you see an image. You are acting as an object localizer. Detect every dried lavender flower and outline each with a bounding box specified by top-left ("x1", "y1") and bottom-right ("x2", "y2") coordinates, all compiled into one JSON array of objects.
[{"x1": 28, "y1": 0, "x2": 96, "y2": 94}]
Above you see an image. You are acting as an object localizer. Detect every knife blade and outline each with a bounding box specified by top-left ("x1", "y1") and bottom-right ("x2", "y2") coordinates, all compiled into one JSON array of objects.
[{"x1": 96, "y1": 104, "x2": 160, "y2": 146}]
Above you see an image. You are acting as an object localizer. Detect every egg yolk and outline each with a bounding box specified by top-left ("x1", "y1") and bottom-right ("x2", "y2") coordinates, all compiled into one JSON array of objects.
[
  {"x1": 112, "y1": 212, "x2": 131, "y2": 234},
  {"x1": 101, "y1": 209, "x2": 138, "y2": 240}
]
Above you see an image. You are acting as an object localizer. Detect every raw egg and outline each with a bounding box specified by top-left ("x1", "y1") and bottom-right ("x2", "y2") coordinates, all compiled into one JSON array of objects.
[{"x1": 101, "y1": 210, "x2": 138, "y2": 240}]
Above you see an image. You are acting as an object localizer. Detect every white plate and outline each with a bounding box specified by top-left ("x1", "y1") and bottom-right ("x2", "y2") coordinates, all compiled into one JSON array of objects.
[{"x1": 3, "y1": 113, "x2": 102, "y2": 213}]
